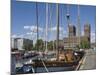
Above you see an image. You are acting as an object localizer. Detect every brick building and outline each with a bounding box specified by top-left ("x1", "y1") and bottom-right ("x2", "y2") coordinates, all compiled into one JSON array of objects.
[{"x1": 63, "y1": 23, "x2": 91, "y2": 49}]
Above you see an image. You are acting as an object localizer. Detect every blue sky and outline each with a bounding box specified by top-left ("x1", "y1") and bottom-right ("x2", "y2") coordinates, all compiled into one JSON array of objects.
[{"x1": 11, "y1": 0, "x2": 96, "y2": 43}]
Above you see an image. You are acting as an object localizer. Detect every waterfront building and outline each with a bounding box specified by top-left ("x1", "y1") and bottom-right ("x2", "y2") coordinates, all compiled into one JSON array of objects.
[
  {"x1": 11, "y1": 38, "x2": 33, "y2": 51},
  {"x1": 69, "y1": 25, "x2": 76, "y2": 37},
  {"x1": 63, "y1": 23, "x2": 91, "y2": 50}
]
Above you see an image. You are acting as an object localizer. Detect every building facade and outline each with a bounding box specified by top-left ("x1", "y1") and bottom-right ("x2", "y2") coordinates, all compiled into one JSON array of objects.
[
  {"x1": 11, "y1": 38, "x2": 33, "y2": 51},
  {"x1": 69, "y1": 25, "x2": 76, "y2": 37},
  {"x1": 63, "y1": 24, "x2": 91, "y2": 49},
  {"x1": 11, "y1": 38, "x2": 18, "y2": 49}
]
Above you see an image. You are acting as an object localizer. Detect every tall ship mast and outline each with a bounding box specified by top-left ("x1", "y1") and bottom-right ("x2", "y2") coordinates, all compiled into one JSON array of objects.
[
  {"x1": 36, "y1": 2, "x2": 39, "y2": 52},
  {"x1": 56, "y1": 3, "x2": 59, "y2": 60},
  {"x1": 66, "y1": 4, "x2": 71, "y2": 49},
  {"x1": 77, "y1": 5, "x2": 81, "y2": 49},
  {"x1": 45, "y1": 3, "x2": 48, "y2": 53}
]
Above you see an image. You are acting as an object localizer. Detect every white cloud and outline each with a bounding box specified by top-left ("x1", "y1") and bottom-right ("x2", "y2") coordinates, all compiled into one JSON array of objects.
[
  {"x1": 11, "y1": 34, "x2": 24, "y2": 38},
  {"x1": 11, "y1": 34, "x2": 17, "y2": 38},
  {"x1": 24, "y1": 26, "x2": 30, "y2": 29},
  {"x1": 81, "y1": 31, "x2": 84, "y2": 36},
  {"x1": 26, "y1": 32, "x2": 37, "y2": 39},
  {"x1": 91, "y1": 32, "x2": 96, "y2": 43},
  {"x1": 24, "y1": 25, "x2": 43, "y2": 32},
  {"x1": 49, "y1": 26, "x2": 65, "y2": 40},
  {"x1": 49, "y1": 26, "x2": 63, "y2": 31},
  {"x1": 48, "y1": 27, "x2": 68, "y2": 40},
  {"x1": 26, "y1": 32, "x2": 33, "y2": 35},
  {"x1": 24, "y1": 25, "x2": 66, "y2": 41},
  {"x1": 62, "y1": 30, "x2": 67, "y2": 37}
]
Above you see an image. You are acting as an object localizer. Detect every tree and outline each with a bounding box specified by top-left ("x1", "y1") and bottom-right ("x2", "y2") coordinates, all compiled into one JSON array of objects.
[
  {"x1": 80, "y1": 40, "x2": 90, "y2": 49},
  {"x1": 32, "y1": 45, "x2": 36, "y2": 50},
  {"x1": 35, "y1": 39, "x2": 44, "y2": 51},
  {"x1": 76, "y1": 45, "x2": 80, "y2": 49},
  {"x1": 23, "y1": 43, "x2": 33, "y2": 51},
  {"x1": 48, "y1": 41, "x2": 53, "y2": 50}
]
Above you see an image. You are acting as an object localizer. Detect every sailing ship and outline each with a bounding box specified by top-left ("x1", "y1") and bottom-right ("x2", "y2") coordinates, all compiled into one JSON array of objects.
[{"x1": 16, "y1": 3, "x2": 85, "y2": 74}]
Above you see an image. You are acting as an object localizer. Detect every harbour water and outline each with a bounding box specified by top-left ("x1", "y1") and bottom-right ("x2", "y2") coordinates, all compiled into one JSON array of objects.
[
  {"x1": 16, "y1": 66, "x2": 75, "y2": 74},
  {"x1": 34, "y1": 66, "x2": 75, "y2": 73}
]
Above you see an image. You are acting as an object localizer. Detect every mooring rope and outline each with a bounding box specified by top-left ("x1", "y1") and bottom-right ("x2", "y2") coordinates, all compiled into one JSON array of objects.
[{"x1": 41, "y1": 58, "x2": 49, "y2": 72}]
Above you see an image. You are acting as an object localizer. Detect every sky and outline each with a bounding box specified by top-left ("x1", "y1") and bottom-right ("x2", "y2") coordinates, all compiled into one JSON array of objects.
[{"x1": 11, "y1": 0, "x2": 96, "y2": 43}]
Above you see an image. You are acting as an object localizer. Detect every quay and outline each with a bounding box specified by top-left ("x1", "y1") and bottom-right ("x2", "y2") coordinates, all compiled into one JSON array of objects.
[{"x1": 76, "y1": 49, "x2": 96, "y2": 70}]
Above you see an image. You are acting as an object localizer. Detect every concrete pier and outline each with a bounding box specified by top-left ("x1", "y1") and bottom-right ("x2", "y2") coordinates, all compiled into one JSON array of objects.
[{"x1": 79, "y1": 49, "x2": 96, "y2": 70}]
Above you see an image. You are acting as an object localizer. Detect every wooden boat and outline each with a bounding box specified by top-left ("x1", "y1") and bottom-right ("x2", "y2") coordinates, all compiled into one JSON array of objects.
[{"x1": 29, "y1": 50, "x2": 85, "y2": 67}]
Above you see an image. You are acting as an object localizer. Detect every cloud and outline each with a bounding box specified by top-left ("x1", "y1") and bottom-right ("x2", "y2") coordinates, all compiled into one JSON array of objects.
[
  {"x1": 11, "y1": 34, "x2": 17, "y2": 38},
  {"x1": 26, "y1": 32, "x2": 34, "y2": 35},
  {"x1": 49, "y1": 26, "x2": 63, "y2": 31},
  {"x1": 11, "y1": 34, "x2": 24, "y2": 38},
  {"x1": 24, "y1": 26, "x2": 30, "y2": 29},
  {"x1": 24, "y1": 25, "x2": 66, "y2": 41},
  {"x1": 24, "y1": 25, "x2": 43, "y2": 32},
  {"x1": 91, "y1": 32, "x2": 96, "y2": 43},
  {"x1": 26, "y1": 32, "x2": 32, "y2": 35},
  {"x1": 81, "y1": 31, "x2": 84, "y2": 36},
  {"x1": 62, "y1": 30, "x2": 67, "y2": 37},
  {"x1": 48, "y1": 27, "x2": 68, "y2": 40},
  {"x1": 26, "y1": 32, "x2": 37, "y2": 39}
]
